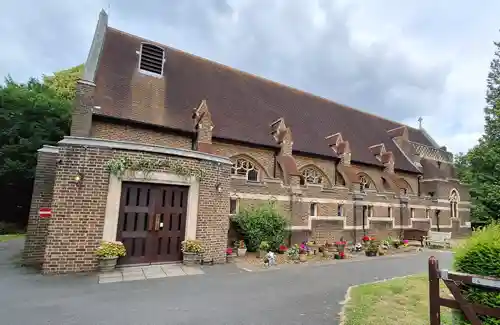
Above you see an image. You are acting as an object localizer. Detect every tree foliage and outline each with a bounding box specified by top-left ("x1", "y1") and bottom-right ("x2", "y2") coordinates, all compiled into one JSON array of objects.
[
  {"x1": 455, "y1": 37, "x2": 500, "y2": 223},
  {"x1": 0, "y1": 74, "x2": 73, "y2": 226},
  {"x1": 43, "y1": 64, "x2": 83, "y2": 101}
]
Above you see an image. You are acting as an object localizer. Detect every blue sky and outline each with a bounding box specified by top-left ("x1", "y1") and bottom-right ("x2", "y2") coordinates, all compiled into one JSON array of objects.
[{"x1": 1, "y1": 0, "x2": 498, "y2": 153}]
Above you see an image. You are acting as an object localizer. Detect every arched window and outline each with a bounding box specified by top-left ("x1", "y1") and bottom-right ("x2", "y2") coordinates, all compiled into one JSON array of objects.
[
  {"x1": 358, "y1": 174, "x2": 373, "y2": 192},
  {"x1": 300, "y1": 167, "x2": 323, "y2": 186},
  {"x1": 231, "y1": 158, "x2": 259, "y2": 182},
  {"x1": 449, "y1": 189, "x2": 459, "y2": 218}
]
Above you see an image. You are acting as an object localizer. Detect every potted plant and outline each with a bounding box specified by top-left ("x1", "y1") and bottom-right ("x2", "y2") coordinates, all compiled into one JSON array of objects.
[
  {"x1": 286, "y1": 244, "x2": 300, "y2": 262},
  {"x1": 258, "y1": 241, "x2": 270, "y2": 258},
  {"x1": 226, "y1": 248, "x2": 234, "y2": 263},
  {"x1": 95, "y1": 241, "x2": 126, "y2": 272},
  {"x1": 237, "y1": 240, "x2": 247, "y2": 257},
  {"x1": 335, "y1": 240, "x2": 347, "y2": 253},
  {"x1": 278, "y1": 244, "x2": 288, "y2": 254},
  {"x1": 365, "y1": 240, "x2": 379, "y2": 257},
  {"x1": 181, "y1": 239, "x2": 203, "y2": 266},
  {"x1": 299, "y1": 243, "x2": 308, "y2": 262},
  {"x1": 362, "y1": 235, "x2": 371, "y2": 244},
  {"x1": 392, "y1": 238, "x2": 402, "y2": 249},
  {"x1": 325, "y1": 241, "x2": 335, "y2": 253}
]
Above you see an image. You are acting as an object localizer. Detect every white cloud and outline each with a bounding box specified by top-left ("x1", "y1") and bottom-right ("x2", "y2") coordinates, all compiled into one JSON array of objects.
[{"x1": 1, "y1": 0, "x2": 498, "y2": 154}]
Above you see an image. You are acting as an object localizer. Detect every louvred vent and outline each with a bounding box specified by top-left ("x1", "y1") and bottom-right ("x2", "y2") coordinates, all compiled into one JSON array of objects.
[{"x1": 139, "y1": 43, "x2": 164, "y2": 75}]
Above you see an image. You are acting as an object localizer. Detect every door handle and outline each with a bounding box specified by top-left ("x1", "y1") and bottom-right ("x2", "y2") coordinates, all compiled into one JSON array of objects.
[{"x1": 154, "y1": 214, "x2": 161, "y2": 231}]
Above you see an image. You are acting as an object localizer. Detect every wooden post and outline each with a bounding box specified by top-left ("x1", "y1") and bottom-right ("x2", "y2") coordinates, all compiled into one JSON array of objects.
[{"x1": 429, "y1": 256, "x2": 441, "y2": 325}]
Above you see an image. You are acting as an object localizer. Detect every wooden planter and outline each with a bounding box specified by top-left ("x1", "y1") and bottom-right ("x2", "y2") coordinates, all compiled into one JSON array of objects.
[{"x1": 183, "y1": 252, "x2": 199, "y2": 265}]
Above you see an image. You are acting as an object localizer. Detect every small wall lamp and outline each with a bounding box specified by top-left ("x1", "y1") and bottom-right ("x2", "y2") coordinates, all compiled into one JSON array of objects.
[
  {"x1": 215, "y1": 182, "x2": 222, "y2": 193},
  {"x1": 72, "y1": 171, "x2": 84, "y2": 186}
]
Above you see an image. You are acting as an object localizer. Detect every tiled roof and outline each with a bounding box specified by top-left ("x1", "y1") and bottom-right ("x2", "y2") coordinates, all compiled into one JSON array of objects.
[{"x1": 93, "y1": 27, "x2": 436, "y2": 173}]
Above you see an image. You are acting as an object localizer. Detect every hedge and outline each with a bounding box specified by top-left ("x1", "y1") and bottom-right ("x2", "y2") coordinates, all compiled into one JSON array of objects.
[{"x1": 453, "y1": 222, "x2": 500, "y2": 325}]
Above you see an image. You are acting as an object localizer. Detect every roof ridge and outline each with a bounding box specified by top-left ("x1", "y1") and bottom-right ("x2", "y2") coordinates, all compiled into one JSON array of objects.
[{"x1": 107, "y1": 26, "x2": 422, "y2": 133}]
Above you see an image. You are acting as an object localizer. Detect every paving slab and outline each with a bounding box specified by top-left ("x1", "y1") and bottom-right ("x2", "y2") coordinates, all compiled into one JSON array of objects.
[
  {"x1": 98, "y1": 275, "x2": 123, "y2": 284},
  {"x1": 143, "y1": 266, "x2": 167, "y2": 279},
  {"x1": 98, "y1": 271, "x2": 123, "y2": 278},
  {"x1": 161, "y1": 264, "x2": 186, "y2": 277},
  {"x1": 122, "y1": 269, "x2": 145, "y2": 282},
  {"x1": 181, "y1": 266, "x2": 204, "y2": 275}
]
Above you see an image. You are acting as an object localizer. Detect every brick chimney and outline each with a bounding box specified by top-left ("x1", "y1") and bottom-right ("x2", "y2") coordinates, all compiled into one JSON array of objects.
[
  {"x1": 325, "y1": 133, "x2": 351, "y2": 166},
  {"x1": 192, "y1": 100, "x2": 214, "y2": 154},
  {"x1": 270, "y1": 118, "x2": 300, "y2": 186}
]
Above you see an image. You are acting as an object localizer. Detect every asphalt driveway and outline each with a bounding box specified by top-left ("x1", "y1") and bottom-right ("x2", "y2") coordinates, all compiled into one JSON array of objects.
[{"x1": 0, "y1": 239, "x2": 453, "y2": 325}]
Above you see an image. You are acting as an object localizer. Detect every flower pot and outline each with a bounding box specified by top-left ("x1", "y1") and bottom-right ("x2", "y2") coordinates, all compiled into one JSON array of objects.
[
  {"x1": 323, "y1": 250, "x2": 332, "y2": 258},
  {"x1": 98, "y1": 256, "x2": 118, "y2": 272},
  {"x1": 226, "y1": 254, "x2": 234, "y2": 263},
  {"x1": 365, "y1": 251, "x2": 377, "y2": 257},
  {"x1": 258, "y1": 250, "x2": 267, "y2": 258},
  {"x1": 237, "y1": 248, "x2": 247, "y2": 257},
  {"x1": 299, "y1": 254, "x2": 307, "y2": 262},
  {"x1": 183, "y1": 252, "x2": 199, "y2": 266},
  {"x1": 336, "y1": 245, "x2": 346, "y2": 253},
  {"x1": 326, "y1": 246, "x2": 336, "y2": 253}
]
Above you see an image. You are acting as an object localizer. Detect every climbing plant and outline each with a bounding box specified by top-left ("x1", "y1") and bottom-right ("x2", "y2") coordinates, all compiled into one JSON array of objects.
[{"x1": 105, "y1": 156, "x2": 205, "y2": 179}]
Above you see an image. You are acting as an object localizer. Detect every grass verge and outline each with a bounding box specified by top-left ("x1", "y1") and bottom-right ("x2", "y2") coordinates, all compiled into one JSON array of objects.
[
  {"x1": 342, "y1": 274, "x2": 453, "y2": 325},
  {"x1": 0, "y1": 234, "x2": 25, "y2": 242}
]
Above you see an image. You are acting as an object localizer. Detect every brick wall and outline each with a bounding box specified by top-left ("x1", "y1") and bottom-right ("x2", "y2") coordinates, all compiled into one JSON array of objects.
[
  {"x1": 70, "y1": 81, "x2": 94, "y2": 137},
  {"x1": 23, "y1": 147, "x2": 59, "y2": 268},
  {"x1": 41, "y1": 143, "x2": 230, "y2": 274},
  {"x1": 91, "y1": 120, "x2": 192, "y2": 150},
  {"x1": 85, "y1": 120, "x2": 471, "y2": 243}
]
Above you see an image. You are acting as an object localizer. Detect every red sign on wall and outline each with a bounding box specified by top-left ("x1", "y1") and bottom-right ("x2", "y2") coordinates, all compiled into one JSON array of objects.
[{"x1": 39, "y1": 208, "x2": 52, "y2": 218}]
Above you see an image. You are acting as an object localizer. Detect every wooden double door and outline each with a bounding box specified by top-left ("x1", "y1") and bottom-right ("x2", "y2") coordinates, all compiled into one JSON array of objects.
[{"x1": 116, "y1": 182, "x2": 188, "y2": 265}]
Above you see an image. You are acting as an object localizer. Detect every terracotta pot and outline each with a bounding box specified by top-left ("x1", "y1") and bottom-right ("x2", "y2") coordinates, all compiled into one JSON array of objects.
[
  {"x1": 299, "y1": 254, "x2": 307, "y2": 262},
  {"x1": 98, "y1": 256, "x2": 118, "y2": 272}
]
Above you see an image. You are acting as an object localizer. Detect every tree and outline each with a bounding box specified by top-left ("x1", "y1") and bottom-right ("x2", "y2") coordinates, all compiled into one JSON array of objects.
[
  {"x1": 0, "y1": 76, "x2": 71, "y2": 226},
  {"x1": 43, "y1": 64, "x2": 83, "y2": 101},
  {"x1": 455, "y1": 38, "x2": 500, "y2": 223}
]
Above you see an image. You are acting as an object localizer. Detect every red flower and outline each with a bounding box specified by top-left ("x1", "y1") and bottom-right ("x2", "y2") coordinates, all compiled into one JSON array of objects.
[
  {"x1": 335, "y1": 241, "x2": 347, "y2": 246},
  {"x1": 226, "y1": 248, "x2": 233, "y2": 255},
  {"x1": 339, "y1": 252, "x2": 345, "y2": 259},
  {"x1": 279, "y1": 245, "x2": 287, "y2": 251},
  {"x1": 362, "y1": 235, "x2": 371, "y2": 241}
]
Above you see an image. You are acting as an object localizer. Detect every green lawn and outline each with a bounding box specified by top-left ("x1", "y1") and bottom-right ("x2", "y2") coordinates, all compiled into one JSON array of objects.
[
  {"x1": 342, "y1": 274, "x2": 453, "y2": 325},
  {"x1": 0, "y1": 234, "x2": 25, "y2": 242}
]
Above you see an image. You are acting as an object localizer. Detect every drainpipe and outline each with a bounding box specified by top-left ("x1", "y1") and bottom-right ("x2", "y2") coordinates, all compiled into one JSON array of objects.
[
  {"x1": 400, "y1": 203, "x2": 404, "y2": 239},
  {"x1": 436, "y1": 210, "x2": 441, "y2": 232},
  {"x1": 362, "y1": 206, "x2": 366, "y2": 236}
]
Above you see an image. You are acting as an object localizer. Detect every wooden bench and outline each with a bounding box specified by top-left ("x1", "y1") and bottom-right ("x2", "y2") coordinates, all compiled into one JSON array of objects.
[{"x1": 423, "y1": 231, "x2": 452, "y2": 248}]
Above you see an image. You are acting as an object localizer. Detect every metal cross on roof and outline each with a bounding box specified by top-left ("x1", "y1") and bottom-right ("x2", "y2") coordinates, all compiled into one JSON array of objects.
[{"x1": 418, "y1": 117, "x2": 423, "y2": 129}]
